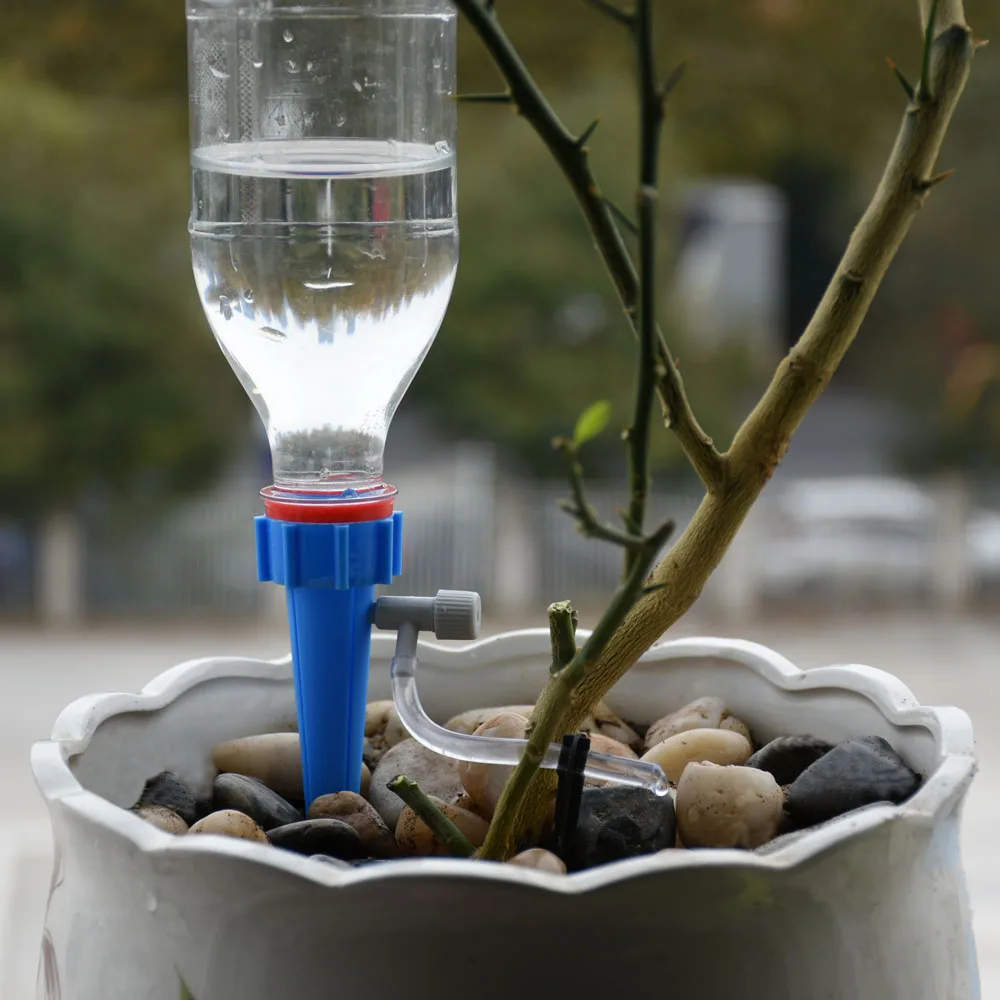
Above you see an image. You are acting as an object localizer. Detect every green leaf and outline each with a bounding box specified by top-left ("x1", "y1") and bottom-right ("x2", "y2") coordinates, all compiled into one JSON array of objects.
[{"x1": 573, "y1": 400, "x2": 612, "y2": 446}]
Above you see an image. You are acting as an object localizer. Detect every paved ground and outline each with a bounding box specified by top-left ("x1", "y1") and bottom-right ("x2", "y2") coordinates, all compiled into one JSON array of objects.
[{"x1": 2, "y1": 612, "x2": 998, "y2": 996}]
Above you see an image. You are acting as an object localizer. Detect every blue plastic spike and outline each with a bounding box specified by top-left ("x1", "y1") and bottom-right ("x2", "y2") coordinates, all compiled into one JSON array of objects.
[{"x1": 255, "y1": 511, "x2": 403, "y2": 805}]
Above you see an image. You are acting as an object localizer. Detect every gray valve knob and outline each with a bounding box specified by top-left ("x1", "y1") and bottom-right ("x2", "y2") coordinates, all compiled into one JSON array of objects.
[
  {"x1": 373, "y1": 590, "x2": 482, "y2": 641},
  {"x1": 432, "y1": 590, "x2": 482, "y2": 640}
]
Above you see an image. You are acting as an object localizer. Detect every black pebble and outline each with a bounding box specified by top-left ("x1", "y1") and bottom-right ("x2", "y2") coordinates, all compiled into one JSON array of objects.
[
  {"x1": 213, "y1": 773, "x2": 303, "y2": 832},
  {"x1": 563, "y1": 786, "x2": 676, "y2": 872},
  {"x1": 745, "y1": 735, "x2": 835, "y2": 786},
  {"x1": 785, "y1": 735, "x2": 921, "y2": 829},
  {"x1": 269, "y1": 819, "x2": 364, "y2": 859},
  {"x1": 137, "y1": 771, "x2": 197, "y2": 826}
]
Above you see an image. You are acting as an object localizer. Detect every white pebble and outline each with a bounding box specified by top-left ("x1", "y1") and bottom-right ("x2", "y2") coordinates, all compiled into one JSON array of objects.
[
  {"x1": 508, "y1": 848, "x2": 566, "y2": 874},
  {"x1": 458, "y1": 713, "x2": 528, "y2": 818},
  {"x1": 644, "y1": 697, "x2": 727, "y2": 751},
  {"x1": 675, "y1": 763, "x2": 784, "y2": 849},
  {"x1": 642, "y1": 727, "x2": 752, "y2": 783}
]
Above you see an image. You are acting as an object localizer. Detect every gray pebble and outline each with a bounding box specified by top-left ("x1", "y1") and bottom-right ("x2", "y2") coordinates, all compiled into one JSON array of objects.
[
  {"x1": 136, "y1": 771, "x2": 197, "y2": 826},
  {"x1": 369, "y1": 741, "x2": 464, "y2": 830},
  {"x1": 745, "y1": 735, "x2": 835, "y2": 786},
  {"x1": 213, "y1": 773, "x2": 303, "y2": 832},
  {"x1": 564, "y1": 786, "x2": 676, "y2": 872},
  {"x1": 785, "y1": 735, "x2": 920, "y2": 829},
  {"x1": 268, "y1": 819, "x2": 364, "y2": 859}
]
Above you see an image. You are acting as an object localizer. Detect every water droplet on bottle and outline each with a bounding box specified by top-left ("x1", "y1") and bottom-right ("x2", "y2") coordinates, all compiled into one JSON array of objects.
[
  {"x1": 146, "y1": 894, "x2": 158, "y2": 913},
  {"x1": 209, "y1": 65, "x2": 229, "y2": 80},
  {"x1": 252, "y1": 58, "x2": 264, "y2": 70},
  {"x1": 306, "y1": 61, "x2": 314, "y2": 72},
  {"x1": 432, "y1": 57, "x2": 442, "y2": 69},
  {"x1": 286, "y1": 59, "x2": 299, "y2": 74},
  {"x1": 283, "y1": 29, "x2": 294, "y2": 43},
  {"x1": 220, "y1": 128, "x2": 231, "y2": 141},
  {"x1": 335, "y1": 113, "x2": 347, "y2": 127},
  {"x1": 219, "y1": 296, "x2": 233, "y2": 321},
  {"x1": 352, "y1": 80, "x2": 362, "y2": 92},
  {"x1": 243, "y1": 289, "x2": 255, "y2": 304},
  {"x1": 258, "y1": 326, "x2": 287, "y2": 342},
  {"x1": 435, "y1": 140, "x2": 451, "y2": 155}
]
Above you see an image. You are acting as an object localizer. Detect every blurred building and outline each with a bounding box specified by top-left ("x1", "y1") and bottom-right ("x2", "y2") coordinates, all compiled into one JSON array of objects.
[{"x1": 673, "y1": 179, "x2": 786, "y2": 361}]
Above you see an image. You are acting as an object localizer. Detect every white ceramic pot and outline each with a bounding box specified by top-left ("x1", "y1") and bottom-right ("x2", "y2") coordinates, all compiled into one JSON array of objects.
[{"x1": 32, "y1": 632, "x2": 979, "y2": 1000}]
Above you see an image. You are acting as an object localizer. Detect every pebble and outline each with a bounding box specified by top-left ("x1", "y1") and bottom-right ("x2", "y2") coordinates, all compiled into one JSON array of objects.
[
  {"x1": 211, "y1": 733, "x2": 303, "y2": 802},
  {"x1": 365, "y1": 701, "x2": 409, "y2": 765},
  {"x1": 587, "y1": 733, "x2": 638, "y2": 759},
  {"x1": 213, "y1": 773, "x2": 303, "y2": 832},
  {"x1": 641, "y1": 728, "x2": 752, "y2": 783},
  {"x1": 360, "y1": 762, "x2": 371, "y2": 800},
  {"x1": 444, "y1": 705, "x2": 536, "y2": 735},
  {"x1": 508, "y1": 848, "x2": 567, "y2": 874},
  {"x1": 746, "y1": 735, "x2": 835, "y2": 786},
  {"x1": 369, "y1": 740, "x2": 465, "y2": 830},
  {"x1": 580, "y1": 701, "x2": 643, "y2": 753},
  {"x1": 268, "y1": 819, "x2": 364, "y2": 859},
  {"x1": 720, "y1": 716, "x2": 755, "y2": 747},
  {"x1": 189, "y1": 809, "x2": 268, "y2": 843},
  {"x1": 395, "y1": 798, "x2": 490, "y2": 856},
  {"x1": 675, "y1": 763, "x2": 784, "y2": 849},
  {"x1": 136, "y1": 771, "x2": 198, "y2": 826},
  {"x1": 784, "y1": 735, "x2": 920, "y2": 828},
  {"x1": 644, "y1": 697, "x2": 728, "y2": 751},
  {"x1": 458, "y1": 713, "x2": 528, "y2": 818},
  {"x1": 132, "y1": 805, "x2": 188, "y2": 835},
  {"x1": 308, "y1": 791, "x2": 397, "y2": 858},
  {"x1": 446, "y1": 702, "x2": 640, "y2": 753},
  {"x1": 563, "y1": 786, "x2": 676, "y2": 871}
]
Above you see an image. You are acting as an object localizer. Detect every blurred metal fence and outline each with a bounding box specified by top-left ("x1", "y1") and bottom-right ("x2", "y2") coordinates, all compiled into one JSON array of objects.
[{"x1": 5, "y1": 453, "x2": 1000, "y2": 623}]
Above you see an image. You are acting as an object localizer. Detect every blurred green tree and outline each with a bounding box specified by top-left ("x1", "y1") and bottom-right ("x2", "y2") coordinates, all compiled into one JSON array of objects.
[{"x1": 0, "y1": 70, "x2": 244, "y2": 520}]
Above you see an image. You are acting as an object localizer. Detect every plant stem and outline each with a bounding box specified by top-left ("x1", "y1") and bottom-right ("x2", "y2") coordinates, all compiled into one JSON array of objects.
[
  {"x1": 475, "y1": 2, "x2": 975, "y2": 858},
  {"x1": 388, "y1": 775, "x2": 476, "y2": 858},
  {"x1": 451, "y1": 0, "x2": 725, "y2": 494},
  {"x1": 479, "y1": 518, "x2": 674, "y2": 859},
  {"x1": 555, "y1": 438, "x2": 648, "y2": 549},
  {"x1": 623, "y1": 0, "x2": 663, "y2": 571},
  {"x1": 548, "y1": 601, "x2": 578, "y2": 675}
]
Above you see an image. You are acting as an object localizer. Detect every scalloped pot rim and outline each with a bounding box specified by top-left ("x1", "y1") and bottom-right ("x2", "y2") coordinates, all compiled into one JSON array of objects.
[{"x1": 31, "y1": 631, "x2": 976, "y2": 896}]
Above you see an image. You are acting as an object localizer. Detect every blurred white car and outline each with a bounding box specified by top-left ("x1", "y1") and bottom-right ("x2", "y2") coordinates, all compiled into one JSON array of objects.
[{"x1": 762, "y1": 477, "x2": 936, "y2": 596}]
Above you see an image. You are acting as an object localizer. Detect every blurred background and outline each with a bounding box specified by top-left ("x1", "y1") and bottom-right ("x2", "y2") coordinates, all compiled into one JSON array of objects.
[{"x1": 1, "y1": 0, "x2": 1000, "y2": 995}]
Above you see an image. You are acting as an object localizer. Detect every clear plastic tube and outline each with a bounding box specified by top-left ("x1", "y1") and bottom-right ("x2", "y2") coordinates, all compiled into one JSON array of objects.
[{"x1": 390, "y1": 651, "x2": 671, "y2": 797}]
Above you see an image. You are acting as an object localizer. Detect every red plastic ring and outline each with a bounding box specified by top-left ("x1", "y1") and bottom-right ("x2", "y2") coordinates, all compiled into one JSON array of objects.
[{"x1": 262, "y1": 487, "x2": 396, "y2": 524}]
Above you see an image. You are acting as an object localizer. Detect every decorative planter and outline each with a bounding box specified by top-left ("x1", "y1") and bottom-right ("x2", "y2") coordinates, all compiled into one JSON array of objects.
[{"x1": 32, "y1": 631, "x2": 979, "y2": 1000}]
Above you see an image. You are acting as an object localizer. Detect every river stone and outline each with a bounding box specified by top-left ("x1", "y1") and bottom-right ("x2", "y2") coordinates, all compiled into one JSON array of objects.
[
  {"x1": 746, "y1": 735, "x2": 836, "y2": 786},
  {"x1": 564, "y1": 786, "x2": 676, "y2": 871},
  {"x1": 785, "y1": 735, "x2": 920, "y2": 828},
  {"x1": 133, "y1": 805, "x2": 188, "y2": 835},
  {"x1": 395, "y1": 797, "x2": 490, "y2": 856},
  {"x1": 309, "y1": 791, "x2": 397, "y2": 858},
  {"x1": 508, "y1": 848, "x2": 567, "y2": 874},
  {"x1": 268, "y1": 819, "x2": 364, "y2": 859},
  {"x1": 581, "y1": 701, "x2": 643, "y2": 753},
  {"x1": 369, "y1": 740, "x2": 465, "y2": 829},
  {"x1": 444, "y1": 705, "x2": 536, "y2": 735},
  {"x1": 189, "y1": 810, "x2": 268, "y2": 842},
  {"x1": 644, "y1": 697, "x2": 728, "y2": 751},
  {"x1": 365, "y1": 701, "x2": 409, "y2": 765},
  {"x1": 675, "y1": 763, "x2": 783, "y2": 849},
  {"x1": 213, "y1": 773, "x2": 303, "y2": 832},
  {"x1": 458, "y1": 713, "x2": 529, "y2": 818},
  {"x1": 720, "y1": 716, "x2": 755, "y2": 747},
  {"x1": 642, "y1": 728, "x2": 752, "y2": 783},
  {"x1": 211, "y1": 733, "x2": 303, "y2": 801},
  {"x1": 136, "y1": 771, "x2": 197, "y2": 826}
]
